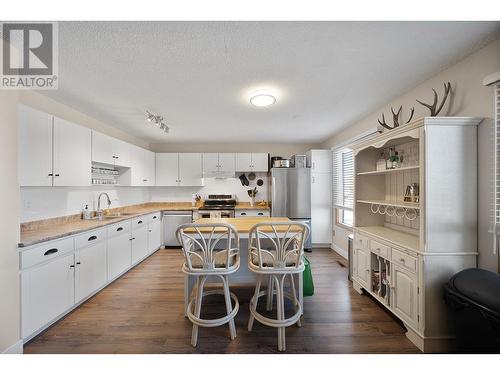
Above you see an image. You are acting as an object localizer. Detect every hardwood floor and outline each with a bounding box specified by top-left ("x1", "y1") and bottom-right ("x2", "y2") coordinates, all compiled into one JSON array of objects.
[{"x1": 24, "y1": 248, "x2": 419, "y2": 354}]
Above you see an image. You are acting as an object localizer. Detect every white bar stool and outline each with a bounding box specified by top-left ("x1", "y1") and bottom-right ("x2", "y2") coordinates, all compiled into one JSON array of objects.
[
  {"x1": 247, "y1": 221, "x2": 309, "y2": 351},
  {"x1": 176, "y1": 223, "x2": 240, "y2": 347}
]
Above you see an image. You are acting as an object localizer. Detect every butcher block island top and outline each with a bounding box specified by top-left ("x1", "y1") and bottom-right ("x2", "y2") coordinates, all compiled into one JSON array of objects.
[{"x1": 190, "y1": 217, "x2": 297, "y2": 233}]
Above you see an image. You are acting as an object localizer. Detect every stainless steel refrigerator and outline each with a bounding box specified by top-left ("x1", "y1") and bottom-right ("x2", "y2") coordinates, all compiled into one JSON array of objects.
[{"x1": 270, "y1": 167, "x2": 312, "y2": 250}]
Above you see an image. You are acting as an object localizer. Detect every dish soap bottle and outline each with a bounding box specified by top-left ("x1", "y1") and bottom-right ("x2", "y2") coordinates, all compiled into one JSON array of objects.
[{"x1": 83, "y1": 204, "x2": 92, "y2": 220}]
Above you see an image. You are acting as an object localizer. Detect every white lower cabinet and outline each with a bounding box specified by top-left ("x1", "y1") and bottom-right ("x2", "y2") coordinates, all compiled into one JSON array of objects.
[
  {"x1": 21, "y1": 253, "x2": 75, "y2": 339},
  {"x1": 353, "y1": 247, "x2": 369, "y2": 288},
  {"x1": 75, "y1": 241, "x2": 107, "y2": 303},
  {"x1": 148, "y1": 219, "x2": 162, "y2": 254},
  {"x1": 107, "y1": 230, "x2": 132, "y2": 281},
  {"x1": 235, "y1": 209, "x2": 270, "y2": 217},
  {"x1": 391, "y1": 264, "x2": 418, "y2": 328},
  {"x1": 131, "y1": 224, "x2": 149, "y2": 265}
]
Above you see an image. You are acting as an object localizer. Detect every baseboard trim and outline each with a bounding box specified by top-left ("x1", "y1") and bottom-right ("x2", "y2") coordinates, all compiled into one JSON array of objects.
[
  {"x1": 2, "y1": 340, "x2": 23, "y2": 354},
  {"x1": 331, "y1": 243, "x2": 348, "y2": 259}
]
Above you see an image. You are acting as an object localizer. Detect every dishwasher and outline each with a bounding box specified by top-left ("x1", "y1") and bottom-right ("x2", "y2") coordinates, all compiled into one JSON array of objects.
[{"x1": 162, "y1": 211, "x2": 193, "y2": 247}]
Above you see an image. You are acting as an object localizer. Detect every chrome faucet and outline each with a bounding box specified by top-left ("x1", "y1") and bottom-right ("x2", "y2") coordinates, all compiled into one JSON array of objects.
[{"x1": 96, "y1": 192, "x2": 112, "y2": 220}]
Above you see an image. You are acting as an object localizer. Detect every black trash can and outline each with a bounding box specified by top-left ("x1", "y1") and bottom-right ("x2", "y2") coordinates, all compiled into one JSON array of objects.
[{"x1": 444, "y1": 268, "x2": 500, "y2": 353}]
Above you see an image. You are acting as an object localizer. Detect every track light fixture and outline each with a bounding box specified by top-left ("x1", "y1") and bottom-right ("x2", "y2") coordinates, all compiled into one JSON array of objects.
[{"x1": 146, "y1": 110, "x2": 169, "y2": 133}]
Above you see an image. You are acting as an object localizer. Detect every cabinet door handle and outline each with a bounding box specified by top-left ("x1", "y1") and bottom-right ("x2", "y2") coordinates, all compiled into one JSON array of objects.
[
  {"x1": 44, "y1": 248, "x2": 58, "y2": 256},
  {"x1": 312, "y1": 162, "x2": 316, "y2": 170},
  {"x1": 116, "y1": 227, "x2": 123, "y2": 231},
  {"x1": 258, "y1": 213, "x2": 263, "y2": 216},
  {"x1": 153, "y1": 216, "x2": 157, "y2": 219},
  {"x1": 129, "y1": 237, "x2": 135, "y2": 241},
  {"x1": 88, "y1": 235, "x2": 97, "y2": 241},
  {"x1": 48, "y1": 173, "x2": 53, "y2": 176},
  {"x1": 70, "y1": 264, "x2": 75, "y2": 268},
  {"x1": 76, "y1": 262, "x2": 81, "y2": 265},
  {"x1": 54, "y1": 174, "x2": 60, "y2": 177},
  {"x1": 241, "y1": 212, "x2": 247, "y2": 216},
  {"x1": 149, "y1": 230, "x2": 152, "y2": 233},
  {"x1": 138, "y1": 220, "x2": 143, "y2": 224}
]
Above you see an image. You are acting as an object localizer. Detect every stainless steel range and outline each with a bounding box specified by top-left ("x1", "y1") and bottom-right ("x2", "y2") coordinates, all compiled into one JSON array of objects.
[{"x1": 197, "y1": 194, "x2": 236, "y2": 218}]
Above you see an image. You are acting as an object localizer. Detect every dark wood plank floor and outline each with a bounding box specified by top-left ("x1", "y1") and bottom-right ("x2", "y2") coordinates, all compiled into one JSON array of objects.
[{"x1": 24, "y1": 248, "x2": 419, "y2": 354}]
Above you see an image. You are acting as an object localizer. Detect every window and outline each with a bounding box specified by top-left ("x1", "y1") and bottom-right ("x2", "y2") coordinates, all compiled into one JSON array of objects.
[{"x1": 333, "y1": 148, "x2": 354, "y2": 227}]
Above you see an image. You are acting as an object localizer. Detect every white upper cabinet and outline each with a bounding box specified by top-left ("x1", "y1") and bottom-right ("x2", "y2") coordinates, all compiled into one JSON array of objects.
[
  {"x1": 156, "y1": 153, "x2": 203, "y2": 186},
  {"x1": 156, "y1": 153, "x2": 179, "y2": 186},
  {"x1": 202, "y1": 153, "x2": 235, "y2": 176},
  {"x1": 53, "y1": 117, "x2": 92, "y2": 186},
  {"x1": 306, "y1": 150, "x2": 332, "y2": 173},
  {"x1": 179, "y1": 153, "x2": 204, "y2": 186},
  {"x1": 18, "y1": 105, "x2": 53, "y2": 186},
  {"x1": 235, "y1": 153, "x2": 268, "y2": 172},
  {"x1": 18, "y1": 105, "x2": 92, "y2": 187},
  {"x1": 129, "y1": 145, "x2": 155, "y2": 186},
  {"x1": 92, "y1": 131, "x2": 131, "y2": 167}
]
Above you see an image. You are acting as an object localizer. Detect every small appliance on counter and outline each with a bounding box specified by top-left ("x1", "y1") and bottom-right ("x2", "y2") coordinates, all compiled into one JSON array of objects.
[{"x1": 271, "y1": 156, "x2": 290, "y2": 168}]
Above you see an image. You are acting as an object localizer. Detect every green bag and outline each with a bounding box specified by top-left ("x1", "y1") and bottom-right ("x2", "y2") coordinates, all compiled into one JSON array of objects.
[{"x1": 303, "y1": 256, "x2": 314, "y2": 296}]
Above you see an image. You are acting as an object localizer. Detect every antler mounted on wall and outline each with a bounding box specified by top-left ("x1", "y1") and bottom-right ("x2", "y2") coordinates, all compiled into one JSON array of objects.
[
  {"x1": 416, "y1": 81, "x2": 452, "y2": 116},
  {"x1": 378, "y1": 106, "x2": 415, "y2": 130}
]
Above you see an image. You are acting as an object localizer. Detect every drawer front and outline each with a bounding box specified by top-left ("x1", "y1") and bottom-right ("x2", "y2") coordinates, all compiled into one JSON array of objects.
[
  {"x1": 236, "y1": 210, "x2": 270, "y2": 217},
  {"x1": 75, "y1": 228, "x2": 107, "y2": 249},
  {"x1": 392, "y1": 248, "x2": 417, "y2": 272},
  {"x1": 148, "y1": 212, "x2": 161, "y2": 223},
  {"x1": 21, "y1": 237, "x2": 75, "y2": 269},
  {"x1": 370, "y1": 240, "x2": 390, "y2": 259},
  {"x1": 354, "y1": 233, "x2": 369, "y2": 249},
  {"x1": 107, "y1": 220, "x2": 132, "y2": 237},
  {"x1": 132, "y1": 215, "x2": 148, "y2": 230}
]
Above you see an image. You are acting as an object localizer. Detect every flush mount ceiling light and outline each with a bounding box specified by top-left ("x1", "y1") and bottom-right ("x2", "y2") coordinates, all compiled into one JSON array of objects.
[
  {"x1": 250, "y1": 90, "x2": 277, "y2": 107},
  {"x1": 146, "y1": 110, "x2": 169, "y2": 133}
]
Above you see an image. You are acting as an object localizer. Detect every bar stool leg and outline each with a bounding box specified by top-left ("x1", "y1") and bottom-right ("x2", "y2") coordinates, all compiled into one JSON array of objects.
[
  {"x1": 266, "y1": 275, "x2": 274, "y2": 311},
  {"x1": 289, "y1": 274, "x2": 301, "y2": 327},
  {"x1": 191, "y1": 275, "x2": 206, "y2": 347},
  {"x1": 276, "y1": 275, "x2": 286, "y2": 352},
  {"x1": 248, "y1": 275, "x2": 262, "y2": 332},
  {"x1": 222, "y1": 275, "x2": 237, "y2": 340}
]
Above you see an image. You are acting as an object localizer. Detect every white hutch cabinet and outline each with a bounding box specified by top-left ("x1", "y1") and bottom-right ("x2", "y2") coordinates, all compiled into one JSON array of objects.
[{"x1": 350, "y1": 117, "x2": 481, "y2": 352}]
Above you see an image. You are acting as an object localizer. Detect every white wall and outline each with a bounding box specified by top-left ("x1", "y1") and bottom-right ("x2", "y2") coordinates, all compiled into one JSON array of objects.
[
  {"x1": 150, "y1": 142, "x2": 318, "y2": 159},
  {"x1": 150, "y1": 174, "x2": 269, "y2": 203},
  {"x1": 321, "y1": 37, "x2": 500, "y2": 271},
  {"x1": 21, "y1": 186, "x2": 151, "y2": 222},
  {"x1": 0, "y1": 88, "x2": 21, "y2": 352}
]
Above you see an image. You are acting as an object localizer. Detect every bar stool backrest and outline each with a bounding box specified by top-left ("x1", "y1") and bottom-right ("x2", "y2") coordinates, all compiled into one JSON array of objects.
[
  {"x1": 248, "y1": 221, "x2": 309, "y2": 271},
  {"x1": 176, "y1": 223, "x2": 240, "y2": 272}
]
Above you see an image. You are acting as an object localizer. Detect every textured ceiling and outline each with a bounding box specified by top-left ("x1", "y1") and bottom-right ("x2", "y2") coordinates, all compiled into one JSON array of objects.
[{"x1": 43, "y1": 21, "x2": 500, "y2": 144}]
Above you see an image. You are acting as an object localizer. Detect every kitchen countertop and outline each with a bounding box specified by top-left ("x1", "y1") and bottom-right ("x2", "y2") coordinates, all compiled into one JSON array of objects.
[{"x1": 19, "y1": 201, "x2": 270, "y2": 248}]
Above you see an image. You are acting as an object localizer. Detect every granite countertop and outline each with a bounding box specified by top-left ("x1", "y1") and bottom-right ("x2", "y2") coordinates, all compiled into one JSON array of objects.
[
  {"x1": 19, "y1": 201, "x2": 270, "y2": 248},
  {"x1": 19, "y1": 202, "x2": 199, "y2": 249},
  {"x1": 235, "y1": 203, "x2": 270, "y2": 210}
]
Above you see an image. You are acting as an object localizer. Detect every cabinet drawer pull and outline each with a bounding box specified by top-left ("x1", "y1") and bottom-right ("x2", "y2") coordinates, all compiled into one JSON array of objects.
[
  {"x1": 44, "y1": 248, "x2": 58, "y2": 256},
  {"x1": 76, "y1": 262, "x2": 81, "y2": 265},
  {"x1": 153, "y1": 216, "x2": 157, "y2": 219},
  {"x1": 88, "y1": 235, "x2": 97, "y2": 241},
  {"x1": 241, "y1": 213, "x2": 247, "y2": 216},
  {"x1": 116, "y1": 227, "x2": 123, "y2": 231},
  {"x1": 258, "y1": 213, "x2": 263, "y2": 216},
  {"x1": 54, "y1": 174, "x2": 60, "y2": 177},
  {"x1": 137, "y1": 220, "x2": 143, "y2": 224},
  {"x1": 70, "y1": 264, "x2": 75, "y2": 268},
  {"x1": 48, "y1": 173, "x2": 53, "y2": 176},
  {"x1": 129, "y1": 237, "x2": 135, "y2": 241}
]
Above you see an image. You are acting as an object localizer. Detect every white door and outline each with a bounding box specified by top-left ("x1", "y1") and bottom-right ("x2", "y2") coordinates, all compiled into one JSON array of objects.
[
  {"x1": 21, "y1": 253, "x2": 75, "y2": 338},
  {"x1": 148, "y1": 220, "x2": 162, "y2": 254},
  {"x1": 391, "y1": 264, "x2": 418, "y2": 328},
  {"x1": 53, "y1": 117, "x2": 92, "y2": 186},
  {"x1": 131, "y1": 226, "x2": 149, "y2": 264},
  {"x1": 353, "y1": 247, "x2": 369, "y2": 287},
  {"x1": 311, "y1": 172, "x2": 332, "y2": 244},
  {"x1": 202, "y1": 153, "x2": 220, "y2": 175},
  {"x1": 156, "y1": 153, "x2": 179, "y2": 186},
  {"x1": 179, "y1": 153, "x2": 203, "y2": 186},
  {"x1": 218, "y1": 153, "x2": 236, "y2": 174},
  {"x1": 92, "y1": 131, "x2": 115, "y2": 165},
  {"x1": 75, "y1": 241, "x2": 107, "y2": 303},
  {"x1": 235, "y1": 153, "x2": 252, "y2": 171},
  {"x1": 107, "y1": 230, "x2": 132, "y2": 280},
  {"x1": 251, "y1": 153, "x2": 269, "y2": 172},
  {"x1": 18, "y1": 105, "x2": 53, "y2": 186}
]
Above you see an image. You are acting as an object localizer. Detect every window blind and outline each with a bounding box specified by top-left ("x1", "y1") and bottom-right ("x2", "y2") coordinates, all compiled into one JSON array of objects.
[
  {"x1": 492, "y1": 83, "x2": 500, "y2": 255},
  {"x1": 333, "y1": 148, "x2": 354, "y2": 210}
]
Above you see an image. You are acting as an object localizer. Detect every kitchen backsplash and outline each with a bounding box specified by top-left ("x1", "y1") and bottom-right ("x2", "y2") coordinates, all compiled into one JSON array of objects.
[{"x1": 20, "y1": 173, "x2": 269, "y2": 222}]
